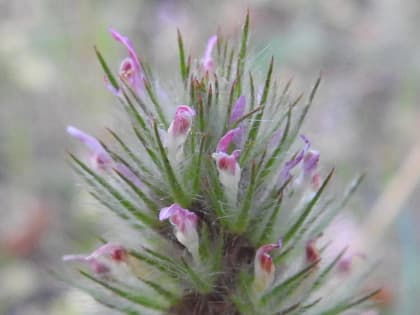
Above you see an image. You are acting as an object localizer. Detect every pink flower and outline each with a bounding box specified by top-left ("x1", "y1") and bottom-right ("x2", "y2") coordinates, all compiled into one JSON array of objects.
[
  {"x1": 216, "y1": 127, "x2": 242, "y2": 153},
  {"x1": 62, "y1": 243, "x2": 128, "y2": 275},
  {"x1": 109, "y1": 28, "x2": 144, "y2": 95},
  {"x1": 164, "y1": 105, "x2": 196, "y2": 163},
  {"x1": 67, "y1": 126, "x2": 142, "y2": 187},
  {"x1": 253, "y1": 240, "x2": 282, "y2": 294},
  {"x1": 200, "y1": 35, "x2": 217, "y2": 73},
  {"x1": 278, "y1": 135, "x2": 313, "y2": 187},
  {"x1": 159, "y1": 203, "x2": 199, "y2": 261},
  {"x1": 67, "y1": 126, "x2": 112, "y2": 170}
]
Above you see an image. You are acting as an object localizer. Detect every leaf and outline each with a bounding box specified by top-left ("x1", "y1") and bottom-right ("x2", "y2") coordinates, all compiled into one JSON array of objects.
[
  {"x1": 69, "y1": 153, "x2": 155, "y2": 227},
  {"x1": 80, "y1": 270, "x2": 168, "y2": 311},
  {"x1": 320, "y1": 289, "x2": 381, "y2": 315},
  {"x1": 283, "y1": 168, "x2": 334, "y2": 244},
  {"x1": 89, "y1": 191, "x2": 143, "y2": 231},
  {"x1": 312, "y1": 247, "x2": 348, "y2": 290},
  {"x1": 235, "y1": 161, "x2": 258, "y2": 233},
  {"x1": 114, "y1": 167, "x2": 159, "y2": 216},
  {"x1": 144, "y1": 79, "x2": 168, "y2": 127},
  {"x1": 94, "y1": 46, "x2": 119, "y2": 90},
  {"x1": 152, "y1": 121, "x2": 188, "y2": 206},
  {"x1": 240, "y1": 57, "x2": 274, "y2": 164},
  {"x1": 261, "y1": 259, "x2": 320, "y2": 305},
  {"x1": 177, "y1": 29, "x2": 188, "y2": 82},
  {"x1": 236, "y1": 10, "x2": 250, "y2": 82}
]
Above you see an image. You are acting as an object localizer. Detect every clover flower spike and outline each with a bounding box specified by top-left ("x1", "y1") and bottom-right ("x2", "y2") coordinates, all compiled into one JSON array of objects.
[
  {"x1": 253, "y1": 240, "x2": 282, "y2": 294},
  {"x1": 62, "y1": 243, "x2": 128, "y2": 275},
  {"x1": 159, "y1": 203, "x2": 199, "y2": 261}
]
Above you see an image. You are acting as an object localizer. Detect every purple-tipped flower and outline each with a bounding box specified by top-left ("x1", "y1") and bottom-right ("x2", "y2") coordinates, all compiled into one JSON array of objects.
[
  {"x1": 62, "y1": 243, "x2": 128, "y2": 275},
  {"x1": 253, "y1": 240, "x2": 282, "y2": 294},
  {"x1": 200, "y1": 35, "x2": 217, "y2": 73},
  {"x1": 67, "y1": 126, "x2": 112, "y2": 170},
  {"x1": 159, "y1": 203, "x2": 199, "y2": 261},
  {"x1": 212, "y1": 149, "x2": 241, "y2": 204},
  {"x1": 229, "y1": 95, "x2": 246, "y2": 125},
  {"x1": 164, "y1": 105, "x2": 195, "y2": 163},
  {"x1": 278, "y1": 135, "x2": 312, "y2": 187},
  {"x1": 109, "y1": 28, "x2": 144, "y2": 95}
]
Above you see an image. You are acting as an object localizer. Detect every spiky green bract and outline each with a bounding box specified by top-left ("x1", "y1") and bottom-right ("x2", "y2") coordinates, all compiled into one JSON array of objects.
[{"x1": 64, "y1": 14, "x2": 375, "y2": 315}]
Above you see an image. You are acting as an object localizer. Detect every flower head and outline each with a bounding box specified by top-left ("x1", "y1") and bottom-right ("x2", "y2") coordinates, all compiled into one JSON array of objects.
[
  {"x1": 159, "y1": 203, "x2": 199, "y2": 261},
  {"x1": 201, "y1": 35, "x2": 218, "y2": 73},
  {"x1": 253, "y1": 240, "x2": 282, "y2": 294},
  {"x1": 62, "y1": 243, "x2": 128, "y2": 275},
  {"x1": 67, "y1": 126, "x2": 112, "y2": 170}
]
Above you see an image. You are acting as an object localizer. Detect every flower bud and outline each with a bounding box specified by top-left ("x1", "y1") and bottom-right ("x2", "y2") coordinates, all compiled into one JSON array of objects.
[
  {"x1": 212, "y1": 150, "x2": 241, "y2": 204},
  {"x1": 164, "y1": 105, "x2": 196, "y2": 164},
  {"x1": 253, "y1": 240, "x2": 282, "y2": 294}
]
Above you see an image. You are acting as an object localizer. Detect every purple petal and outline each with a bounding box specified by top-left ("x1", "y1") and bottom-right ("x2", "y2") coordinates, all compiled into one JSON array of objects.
[
  {"x1": 159, "y1": 203, "x2": 182, "y2": 221},
  {"x1": 201, "y1": 35, "x2": 218, "y2": 72},
  {"x1": 67, "y1": 126, "x2": 110, "y2": 160},
  {"x1": 204, "y1": 35, "x2": 217, "y2": 60},
  {"x1": 109, "y1": 28, "x2": 140, "y2": 70},
  {"x1": 302, "y1": 150, "x2": 320, "y2": 177},
  {"x1": 216, "y1": 127, "x2": 241, "y2": 153},
  {"x1": 229, "y1": 96, "x2": 246, "y2": 124}
]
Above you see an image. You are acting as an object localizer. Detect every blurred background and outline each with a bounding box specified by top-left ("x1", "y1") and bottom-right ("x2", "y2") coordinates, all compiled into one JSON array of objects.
[{"x1": 0, "y1": 0, "x2": 419, "y2": 314}]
